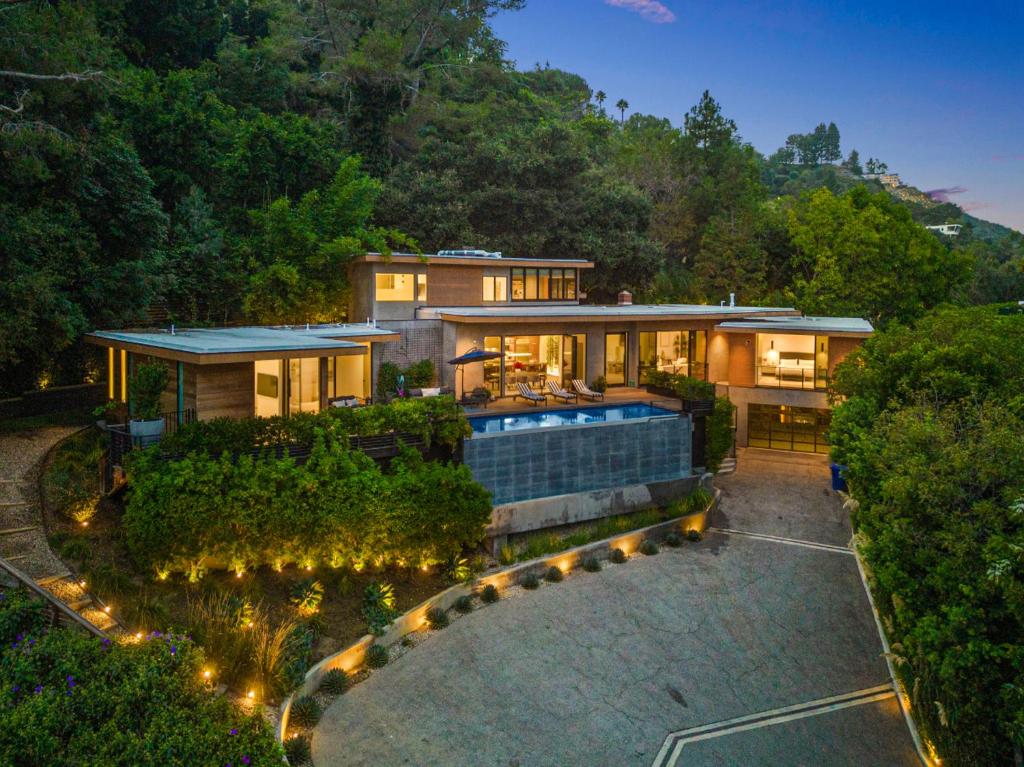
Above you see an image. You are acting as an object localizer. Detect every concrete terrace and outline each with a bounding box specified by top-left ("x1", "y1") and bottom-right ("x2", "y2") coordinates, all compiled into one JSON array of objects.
[{"x1": 312, "y1": 452, "x2": 921, "y2": 767}]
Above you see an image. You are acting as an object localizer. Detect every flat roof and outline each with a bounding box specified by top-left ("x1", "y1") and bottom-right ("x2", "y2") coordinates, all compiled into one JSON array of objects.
[
  {"x1": 85, "y1": 325, "x2": 390, "y2": 365},
  {"x1": 715, "y1": 316, "x2": 874, "y2": 336},
  {"x1": 267, "y1": 323, "x2": 401, "y2": 343},
  {"x1": 419, "y1": 304, "x2": 802, "y2": 324},
  {"x1": 355, "y1": 252, "x2": 594, "y2": 268}
]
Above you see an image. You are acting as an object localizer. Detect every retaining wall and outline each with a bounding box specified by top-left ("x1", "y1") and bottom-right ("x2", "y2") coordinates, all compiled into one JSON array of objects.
[
  {"x1": 277, "y1": 482, "x2": 717, "y2": 743},
  {"x1": 464, "y1": 413, "x2": 692, "y2": 505}
]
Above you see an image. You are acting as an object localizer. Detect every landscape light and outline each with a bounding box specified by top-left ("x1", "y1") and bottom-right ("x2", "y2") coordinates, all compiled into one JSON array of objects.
[
  {"x1": 247, "y1": 689, "x2": 256, "y2": 700},
  {"x1": 103, "y1": 605, "x2": 111, "y2": 613}
]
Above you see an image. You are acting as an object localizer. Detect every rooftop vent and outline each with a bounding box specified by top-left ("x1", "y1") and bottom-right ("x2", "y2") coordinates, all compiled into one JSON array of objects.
[
  {"x1": 437, "y1": 249, "x2": 502, "y2": 258},
  {"x1": 618, "y1": 290, "x2": 633, "y2": 306}
]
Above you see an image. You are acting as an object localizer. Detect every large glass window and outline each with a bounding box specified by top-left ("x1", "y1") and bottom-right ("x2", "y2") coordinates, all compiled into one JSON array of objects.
[
  {"x1": 327, "y1": 348, "x2": 370, "y2": 400},
  {"x1": 509, "y1": 268, "x2": 578, "y2": 301},
  {"x1": 483, "y1": 276, "x2": 507, "y2": 302},
  {"x1": 255, "y1": 359, "x2": 283, "y2": 418},
  {"x1": 504, "y1": 335, "x2": 565, "y2": 395},
  {"x1": 638, "y1": 330, "x2": 707, "y2": 382},
  {"x1": 288, "y1": 358, "x2": 320, "y2": 414},
  {"x1": 604, "y1": 333, "x2": 627, "y2": 386},
  {"x1": 691, "y1": 330, "x2": 707, "y2": 380},
  {"x1": 756, "y1": 333, "x2": 821, "y2": 389},
  {"x1": 375, "y1": 273, "x2": 416, "y2": 302},
  {"x1": 483, "y1": 336, "x2": 502, "y2": 393},
  {"x1": 748, "y1": 404, "x2": 830, "y2": 454},
  {"x1": 416, "y1": 273, "x2": 427, "y2": 302}
]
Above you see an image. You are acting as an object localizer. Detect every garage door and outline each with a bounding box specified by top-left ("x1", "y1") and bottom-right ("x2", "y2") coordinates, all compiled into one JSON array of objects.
[{"x1": 748, "y1": 404, "x2": 830, "y2": 453}]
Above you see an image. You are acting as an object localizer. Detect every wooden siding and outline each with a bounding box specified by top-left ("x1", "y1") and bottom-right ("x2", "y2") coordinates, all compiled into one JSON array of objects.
[
  {"x1": 196, "y1": 362, "x2": 254, "y2": 421},
  {"x1": 427, "y1": 264, "x2": 485, "y2": 306},
  {"x1": 727, "y1": 333, "x2": 756, "y2": 387},
  {"x1": 828, "y1": 336, "x2": 863, "y2": 375}
]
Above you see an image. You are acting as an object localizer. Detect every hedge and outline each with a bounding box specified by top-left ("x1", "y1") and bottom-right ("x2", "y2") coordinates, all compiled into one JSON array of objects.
[
  {"x1": 158, "y1": 395, "x2": 468, "y2": 458},
  {"x1": 124, "y1": 438, "x2": 492, "y2": 578},
  {"x1": 0, "y1": 588, "x2": 282, "y2": 766}
]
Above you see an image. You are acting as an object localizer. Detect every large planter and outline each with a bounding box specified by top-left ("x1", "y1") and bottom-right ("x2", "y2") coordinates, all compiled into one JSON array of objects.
[
  {"x1": 644, "y1": 384, "x2": 676, "y2": 398},
  {"x1": 681, "y1": 398, "x2": 715, "y2": 417},
  {"x1": 129, "y1": 418, "x2": 165, "y2": 447}
]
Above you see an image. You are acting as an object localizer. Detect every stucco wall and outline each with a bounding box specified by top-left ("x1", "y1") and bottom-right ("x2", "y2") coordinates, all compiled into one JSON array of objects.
[{"x1": 463, "y1": 413, "x2": 692, "y2": 505}]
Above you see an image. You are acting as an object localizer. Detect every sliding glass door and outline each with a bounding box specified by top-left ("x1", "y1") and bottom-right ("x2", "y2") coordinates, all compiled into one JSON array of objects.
[{"x1": 604, "y1": 333, "x2": 627, "y2": 386}]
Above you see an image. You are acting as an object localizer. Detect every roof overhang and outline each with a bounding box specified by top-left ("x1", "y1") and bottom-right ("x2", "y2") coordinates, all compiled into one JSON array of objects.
[
  {"x1": 425, "y1": 306, "x2": 802, "y2": 325},
  {"x1": 85, "y1": 329, "x2": 373, "y2": 365},
  {"x1": 714, "y1": 320, "x2": 873, "y2": 338},
  {"x1": 353, "y1": 253, "x2": 595, "y2": 269}
]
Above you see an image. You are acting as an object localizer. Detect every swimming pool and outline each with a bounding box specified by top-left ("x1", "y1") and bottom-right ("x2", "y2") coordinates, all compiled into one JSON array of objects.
[{"x1": 469, "y1": 402, "x2": 677, "y2": 434}]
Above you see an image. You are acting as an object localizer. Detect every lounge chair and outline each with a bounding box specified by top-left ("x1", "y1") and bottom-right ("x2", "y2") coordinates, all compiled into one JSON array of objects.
[
  {"x1": 547, "y1": 380, "x2": 577, "y2": 404},
  {"x1": 514, "y1": 383, "x2": 546, "y2": 406},
  {"x1": 572, "y1": 379, "x2": 604, "y2": 401}
]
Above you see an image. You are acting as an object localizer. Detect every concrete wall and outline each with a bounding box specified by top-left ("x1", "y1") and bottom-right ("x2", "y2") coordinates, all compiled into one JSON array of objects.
[
  {"x1": 463, "y1": 413, "x2": 692, "y2": 505},
  {"x1": 726, "y1": 385, "x2": 830, "y2": 447},
  {"x1": 376, "y1": 320, "x2": 444, "y2": 391}
]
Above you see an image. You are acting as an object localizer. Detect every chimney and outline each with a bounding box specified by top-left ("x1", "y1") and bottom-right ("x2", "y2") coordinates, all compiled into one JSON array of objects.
[
  {"x1": 729, "y1": 292, "x2": 736, "y2": 307},
  {"x1": 617, "y1": 290, "x2": 633, "y2": 306}
]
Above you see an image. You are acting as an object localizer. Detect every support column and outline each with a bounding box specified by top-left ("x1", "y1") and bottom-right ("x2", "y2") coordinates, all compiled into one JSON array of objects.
[
  {"x1": 319, "y1": 357, "x2": 329, "y2": 411},
  {"x1": 176, "y1": 361, "x2": 184, "y2": 423},
  {"x1": 126, "y1": 352, "x2": 134, "y2": 417}
]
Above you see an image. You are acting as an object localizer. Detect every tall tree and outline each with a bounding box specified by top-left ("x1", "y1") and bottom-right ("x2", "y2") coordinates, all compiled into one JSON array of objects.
[
  {"x1": 615, "y1": 98, "x2": 629, "y2": 124},
  {"x1": 824, "y1": 121, "x2": 841, "y2": 163}
]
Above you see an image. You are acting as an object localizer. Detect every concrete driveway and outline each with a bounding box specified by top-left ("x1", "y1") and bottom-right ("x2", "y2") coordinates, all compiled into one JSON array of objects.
[{"x1": 313, "y1": 450, "x2": 920, "y2": 767}]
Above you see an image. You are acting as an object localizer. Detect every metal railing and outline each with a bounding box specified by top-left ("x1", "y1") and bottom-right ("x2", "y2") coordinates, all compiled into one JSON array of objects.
[
  {"x1": 0, "y1": 556, "x2": 107, "y2": 639},
  {"x1": 101, "y1": 408, "x2": 196, "y2": 492},
  {"x1": 755, "y1": 365, "x2": 828, "y2": 391}
]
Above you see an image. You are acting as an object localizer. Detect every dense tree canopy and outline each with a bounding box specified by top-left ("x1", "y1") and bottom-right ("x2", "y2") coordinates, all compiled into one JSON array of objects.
[
  {"x1": 1, "y1": 0, "x2": 1020, "y2": 395},
  {"x1": 830, "y1": 306, "x2": 1024, "y2": 765}
]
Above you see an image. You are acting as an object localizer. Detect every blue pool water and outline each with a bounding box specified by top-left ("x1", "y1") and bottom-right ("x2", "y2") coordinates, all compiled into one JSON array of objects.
[{"x1": 469, "y1": 402, "x2": 676, "y2": 434}]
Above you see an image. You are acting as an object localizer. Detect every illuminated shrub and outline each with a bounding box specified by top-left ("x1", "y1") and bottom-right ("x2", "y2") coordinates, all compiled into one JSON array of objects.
[
  {"x1": 544, "y1": 566, "x2": 563, "y2": 583},
  {"x1": 520, "y1": 573, "x2": 540, "y2": 590},
  {"x1": 289, "y1": 579, "x2": 324, "y2": 616},
  {"x1": 366, "y1": 644, "x2": 389, "y2": 668},
  {"x1": 284, "y1": 735, "x2": 311, "y2": 764},
  {"x1": 454, "y1": 595, "x2": 474, "y2": 614},
  {"x1": 480, "y1": 584, "x2": 499, "y2": 603},
  {"x1": 610, "y1": 548, "x2": 627, "y2": 563},
  {"x1": 639, "y1": 539, "x2": 659, "y2": 555},
  {"x1": 686, "y1": 529, "x2": 703, "y2": 542},
  {"x1": 664, "y1": 532, "x2": 683, "y2": 547},
  {"x1": 426, "y1": 606, "x2": 449, "y2": 630},
  {"x1": 319, "y1": 668, "x2": 348, "y2": 695},
  {"x1": 582, "y1": 556, "x2": 601, "y2": 572},
  {"x1": 289, "y1": 696, "x2": 322, "y2": 728}
]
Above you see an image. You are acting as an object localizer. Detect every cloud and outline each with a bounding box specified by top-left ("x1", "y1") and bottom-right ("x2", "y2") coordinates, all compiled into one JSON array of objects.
[
  {"x1": 925, "y1": 186, "x2": 967, "y2": 203},
  {"x1": 605, "y1": 0, "x2": 677, "y2": 24}
]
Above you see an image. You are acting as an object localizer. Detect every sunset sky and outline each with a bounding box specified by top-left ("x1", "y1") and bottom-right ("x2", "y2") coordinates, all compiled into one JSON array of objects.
[{"x1": 493, "y1": 0, "x2": 1024, "y2": 232}]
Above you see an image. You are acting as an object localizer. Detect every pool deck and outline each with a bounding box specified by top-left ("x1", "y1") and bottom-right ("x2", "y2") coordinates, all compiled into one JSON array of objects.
[{"x1": 463, "y1": 386, "x2": 679, "y2": 417}]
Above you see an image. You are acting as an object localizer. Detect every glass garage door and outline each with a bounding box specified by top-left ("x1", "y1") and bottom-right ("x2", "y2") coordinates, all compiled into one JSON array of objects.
[{"x1": 747, "y1": 404, "x2": 831, "y2": 454}]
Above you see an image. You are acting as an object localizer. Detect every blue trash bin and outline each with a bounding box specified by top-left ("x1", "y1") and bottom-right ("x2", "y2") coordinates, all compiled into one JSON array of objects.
[{"x1": 830, "y1": 463, "x2": 848, "y2": 492}]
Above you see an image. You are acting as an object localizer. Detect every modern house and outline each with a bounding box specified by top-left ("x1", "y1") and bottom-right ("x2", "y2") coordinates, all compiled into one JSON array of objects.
[{"x1": 86, "y1": 248, "x2": 871, "y2": 454}]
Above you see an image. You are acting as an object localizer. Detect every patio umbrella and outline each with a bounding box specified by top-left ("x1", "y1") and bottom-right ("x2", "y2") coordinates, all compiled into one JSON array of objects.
[{"x1": 448, "y1": 348, "x2": 502, "y2": 399}]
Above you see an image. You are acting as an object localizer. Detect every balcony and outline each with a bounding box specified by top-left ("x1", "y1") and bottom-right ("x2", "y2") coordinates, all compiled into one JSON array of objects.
[{"x1": 755, "y1": 364, "x2": 828, "y2": 391}]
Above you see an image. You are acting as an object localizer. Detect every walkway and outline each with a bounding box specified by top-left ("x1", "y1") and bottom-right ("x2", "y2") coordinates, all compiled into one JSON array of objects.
[
  {"x1": 0, "y1": 425, "x2": 117, "y2": 632},
  {"x1": 312, "y1": 451, "x2": 921, "y2": 766}
]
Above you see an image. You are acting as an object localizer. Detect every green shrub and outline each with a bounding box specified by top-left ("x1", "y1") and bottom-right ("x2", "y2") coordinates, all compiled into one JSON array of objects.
[
  {"x1": 610, "y1": 548, "x2": 627, "y2": 563},
  {"x1": 446, "y1": 557, "x2": 471, "y2": 583},
  {"x1": 480, "y1": 584, "x2": 499, "y2": 603},
  {"x1": 544, "y1": 565, "x2": 563, "y2": 582},
  {"x1": 498, "y1": 544, "x2": 516, "y2": 565},
  {"x1": 590, "y1": 376, "x2": 608, "y2": 393},
  {"x1": 639, "y1": 539, "x2": 659, "y2": 555},
  {"x1": 284, "y1": 734, "x2": 311, "y2": 764},
  {"x1": 686, "y1": 529, "x2": 703, "y2": 542},
  {"x1": 0, "y1": 588, "x2": 48, "y2": 645},
  {"x1": 289, "y1": 578, "x2": 324, "y2": 616},
  {"x1": 664, "y1": 531, "x2": 683, "y2": 547},
  {"x1": 454, "y1": 595, "x2": 474, "y2": 614},
  {"x1": 0, "y1": 588, "x2": 281, "y2": 765},
  {"x1": 319, "y1": 668, "x2": 349, "y2": 695},
  {"x1": 366, "y1": 644, "x2": 389, "y2": 668},
  {"x1": 362, "y1": 581, "x2": 398, "y2": 635},
  {"x1": 520, "y1": 572, "x2": 540, "y2": 590},
  {"x1": 404, "y1": 359, "x2": 435, "y2": 388},
  {"x1": 129, "y1": 362, "x2": 169, "y2": 420},
  {"x1": 425, "y1": 606, "x2": 449, "y2": 629},
  {"x1": 43, "y1": 429, "x2": 104, "y2": 524},
  {"x1": 121, "y1": 589, "x2": 169, "y2": 633},
  {"x1": 57, "y1": 537, "x2": 92, "y2": 563},
  {"x1": 376, "y1": 361, "x2": 402, "y2": 399},
  {"x1": 289, "y1": 696, "x2": 322, "y2": 728},
  {"x1": 705, "y1": 397, "x2": 736, "y2": 472},
  {"x1": 124, "y1": 436, "x2": 489, "y2": 580},
  {"x1": 582, "y1": 556, "x2": 601, "y2": 572}
]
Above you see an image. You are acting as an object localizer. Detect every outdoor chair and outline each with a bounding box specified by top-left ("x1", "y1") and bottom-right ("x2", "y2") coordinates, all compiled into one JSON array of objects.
[
  {"x1": 572, "y1": 379, "x2": 604, "y2": 401},
  {"x1": 514, "y1": 383, "x2": 546, "y2": 406},
  {"x1": 461, "y1": 387, "x2": 492, "y2": 408},
  {"x1": 547, "y1": 380, "x2": 577, "y2": 404}
]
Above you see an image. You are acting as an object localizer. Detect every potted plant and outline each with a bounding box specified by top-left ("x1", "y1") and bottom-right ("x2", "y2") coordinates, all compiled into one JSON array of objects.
[
  {"x1": 129, "y1": 362, "x2": 170, "y2": 446},
  {"x1": 676, "y1": 377, "x2": 715, "y2": 416}
]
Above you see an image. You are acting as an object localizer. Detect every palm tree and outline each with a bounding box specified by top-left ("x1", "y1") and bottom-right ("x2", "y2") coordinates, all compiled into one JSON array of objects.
[
  {"x1": 595, "y1": 90, "x2": 606, "y2": 109},
  {"x1": 615, "y1": 98, "x2": 629, "y2": 125}
]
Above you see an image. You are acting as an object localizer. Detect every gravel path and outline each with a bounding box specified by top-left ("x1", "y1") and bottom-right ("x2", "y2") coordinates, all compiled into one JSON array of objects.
[{"x1": 0, "y1": 426, "x2": 82, "y2": 580}]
